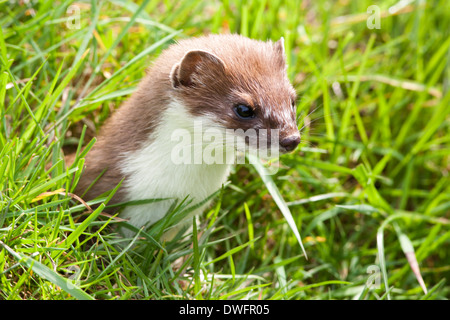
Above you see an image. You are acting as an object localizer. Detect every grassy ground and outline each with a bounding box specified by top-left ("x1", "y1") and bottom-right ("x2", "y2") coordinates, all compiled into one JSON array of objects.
[{"x1": 0, "y1": 0, "x2": 449, "y2": 300}]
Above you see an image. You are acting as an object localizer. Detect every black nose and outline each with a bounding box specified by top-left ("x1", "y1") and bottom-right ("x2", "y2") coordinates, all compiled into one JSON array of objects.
[{"x1": 280, "y1": 135, "x2": 300, "y2": 152}]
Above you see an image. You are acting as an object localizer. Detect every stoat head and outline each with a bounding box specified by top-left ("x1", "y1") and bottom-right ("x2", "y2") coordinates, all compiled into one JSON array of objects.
[{"x1": 169, "y1": 35, "x2": 300, "y2": 156}]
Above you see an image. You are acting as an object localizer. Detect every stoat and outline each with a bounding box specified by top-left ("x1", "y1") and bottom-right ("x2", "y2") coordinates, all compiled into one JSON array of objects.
[{"x1": 75, "y1": 34, "x2": 301, "y2": 238}]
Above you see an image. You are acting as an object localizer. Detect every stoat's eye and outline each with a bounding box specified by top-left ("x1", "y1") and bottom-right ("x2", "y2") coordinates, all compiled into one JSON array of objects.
[{"x1": 234, "y1": 104, "x2": 255, "y2": 119}]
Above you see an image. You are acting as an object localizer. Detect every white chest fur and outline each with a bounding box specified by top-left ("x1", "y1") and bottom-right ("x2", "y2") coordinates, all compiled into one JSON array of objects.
[{"x1": 119, "y1": 101, "x2": 231, "y2": 237}]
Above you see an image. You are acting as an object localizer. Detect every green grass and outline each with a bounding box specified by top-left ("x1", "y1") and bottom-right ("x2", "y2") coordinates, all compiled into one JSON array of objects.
[{"x1": 1, "y1": 0, "x2": 449, "y2": 300}]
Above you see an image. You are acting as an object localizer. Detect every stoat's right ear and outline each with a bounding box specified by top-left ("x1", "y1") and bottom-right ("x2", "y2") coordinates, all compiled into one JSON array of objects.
[{"x1": 170, "y1": 50, "x2": 226, "y2": 88}]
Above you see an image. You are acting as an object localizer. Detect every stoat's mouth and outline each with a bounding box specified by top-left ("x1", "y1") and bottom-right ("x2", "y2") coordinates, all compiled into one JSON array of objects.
[
  {"x1": 278, "y1": 146, "x2": 292, "y2": 154},
  {"x1": 174, "y1": 122, "x2": 300, "y2": 163}
]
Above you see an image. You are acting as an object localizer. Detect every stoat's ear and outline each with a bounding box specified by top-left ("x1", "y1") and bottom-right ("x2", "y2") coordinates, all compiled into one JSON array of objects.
[
  {"x1": 273, "y1": 37, "x2": 286, "y2": 67},
  {"x1": 170, "y1": 50, "x2": 226, "y2": 88}
]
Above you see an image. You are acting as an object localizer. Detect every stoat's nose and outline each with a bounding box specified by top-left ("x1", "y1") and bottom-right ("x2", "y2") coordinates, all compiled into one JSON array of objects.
[{"x1": 280, "y1": 134, "x2": 301, "y2": 152}]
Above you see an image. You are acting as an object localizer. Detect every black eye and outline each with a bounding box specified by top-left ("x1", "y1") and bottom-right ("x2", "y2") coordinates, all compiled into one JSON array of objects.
[{"x1": 234, "y1": 104, "x2": 255, "y2": 119}]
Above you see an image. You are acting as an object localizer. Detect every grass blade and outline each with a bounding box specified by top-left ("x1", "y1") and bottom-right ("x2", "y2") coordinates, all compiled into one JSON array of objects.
[
  {"x1": 249, "y1": 154, "x2": 307, "y2": 259},
  {"x1": 0, "y1": 240, "x2": 94, "y2": 300}
]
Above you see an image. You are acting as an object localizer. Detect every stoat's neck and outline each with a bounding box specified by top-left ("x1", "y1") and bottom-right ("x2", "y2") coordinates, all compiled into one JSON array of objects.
[{"x1": 120, "y1": 100, "x2": 231, "y2": 203}]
